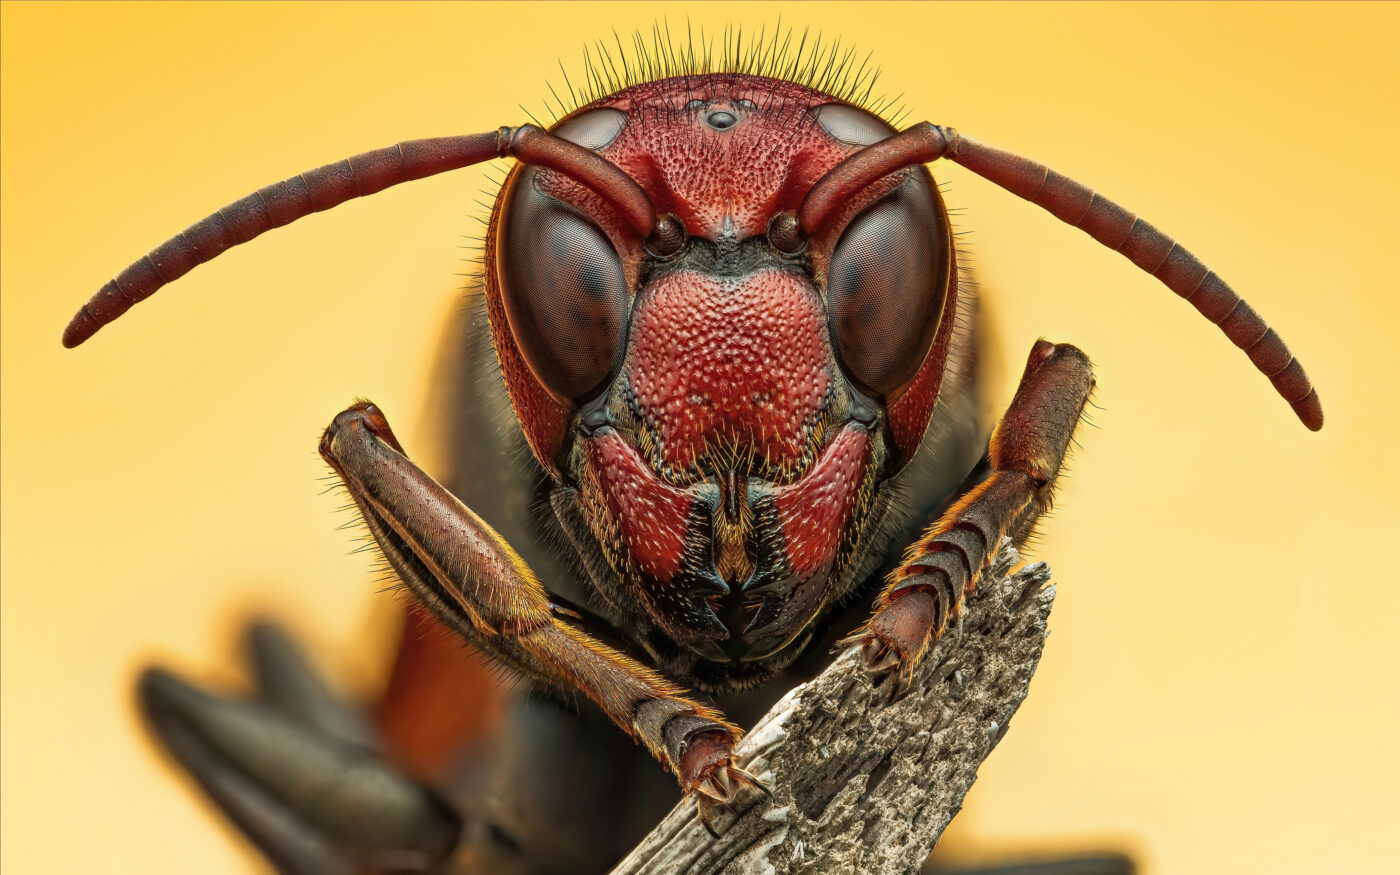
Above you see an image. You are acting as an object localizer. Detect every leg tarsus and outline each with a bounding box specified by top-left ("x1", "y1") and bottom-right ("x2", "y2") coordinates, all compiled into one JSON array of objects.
[{"x1": 694, "y1": 763, "x2": 769, "y2": 837}]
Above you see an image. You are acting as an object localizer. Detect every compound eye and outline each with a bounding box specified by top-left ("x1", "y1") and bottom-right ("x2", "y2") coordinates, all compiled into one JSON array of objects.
[
  {"x1": 499, "y1": 168, "x2": 628, "y2": 404},
  {"x1": 826, "y1": 175, "x2": 950, "y2": 400},
  {"x1": 551, "y1": 107, "x2": 627, "y2": 150},
  {"x1": 813, "y1": 103, "x2": 896, "y2": 146}
]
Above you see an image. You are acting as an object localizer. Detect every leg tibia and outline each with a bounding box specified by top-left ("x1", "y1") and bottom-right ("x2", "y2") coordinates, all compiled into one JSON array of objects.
[{"x1": 991, "y1": 339, "x2": 1095, "y2": 485}]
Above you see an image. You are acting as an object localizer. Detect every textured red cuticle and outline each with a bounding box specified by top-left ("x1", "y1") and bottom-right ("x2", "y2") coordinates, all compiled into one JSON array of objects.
[
  {"x1": 489, "y1": 75, "x2": 879, "y2": 471},
  {"x1": 586, "y1": 429, "x2": 697, "y2": 581},
  {"x1": 559, "y1": 76, "x2": 858, "y2": 241},
  {"x1": 771, "y1": 425, "x2": 870, "y2": 576},
  {"x1": 628, "y1": 270, "x2": 831, "y2": 477}
]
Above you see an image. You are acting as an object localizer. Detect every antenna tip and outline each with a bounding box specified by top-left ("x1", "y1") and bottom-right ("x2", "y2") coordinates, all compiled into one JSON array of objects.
[
  {"x1": 1293, "y1": 390, "x2": 1324, "y2": 431},
  {"x1": 62, "y1": 309, "x2": 98, "y2": 348}
]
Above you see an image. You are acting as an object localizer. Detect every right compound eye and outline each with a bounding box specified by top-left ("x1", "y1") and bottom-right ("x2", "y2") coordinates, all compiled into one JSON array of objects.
[
  {"x1": 826, "y1": 174, "x2": 951, "y2": 400},
  {"x1": 498, "y1": 168, "x2": 629, "y2": 405}
]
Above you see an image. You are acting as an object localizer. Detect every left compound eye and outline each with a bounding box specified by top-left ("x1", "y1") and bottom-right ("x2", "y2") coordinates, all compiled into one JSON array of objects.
[
  {"x1": 494, "y1": 108, "x2": 632, "y2": 406},
  {"x1": 826, "y1": 174, "x2": 951, "y2": 400},
  {"x1": 498, "y1": 168, "x2": 628, "y2": 404},
  {"x1": 551, "y1": 107, "x2": 627, "y2": 151}
]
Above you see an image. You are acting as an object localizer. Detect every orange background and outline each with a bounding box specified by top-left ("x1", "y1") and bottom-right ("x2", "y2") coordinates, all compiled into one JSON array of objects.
[{"x1": 3, "y1": 3, "x2": 1397, "y2": 872}]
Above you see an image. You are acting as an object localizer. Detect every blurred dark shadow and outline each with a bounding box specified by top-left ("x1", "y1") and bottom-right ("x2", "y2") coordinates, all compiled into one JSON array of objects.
[{"x1": 925, "y1": 852, "x2": 1136, "y2": 875}]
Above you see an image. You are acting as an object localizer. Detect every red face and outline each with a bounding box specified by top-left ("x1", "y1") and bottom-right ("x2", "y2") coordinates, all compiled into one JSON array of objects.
[{"x1": 484, "y1": 74, "x2": 958, "y2": 670}]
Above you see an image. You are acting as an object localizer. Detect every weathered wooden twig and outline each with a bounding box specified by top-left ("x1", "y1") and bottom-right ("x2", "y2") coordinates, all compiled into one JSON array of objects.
[{"x1": 613, "y1": 539, "x2": 1055, "y2": 875}]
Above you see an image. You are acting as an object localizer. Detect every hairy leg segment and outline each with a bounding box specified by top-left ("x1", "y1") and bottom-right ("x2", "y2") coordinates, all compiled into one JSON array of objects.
[
  {"x1": 318, "y1": 402, "x2": 755, "y2": 804},
  {"x1": 853, "y1": 340, "x2": 1095, "y2": 678}
]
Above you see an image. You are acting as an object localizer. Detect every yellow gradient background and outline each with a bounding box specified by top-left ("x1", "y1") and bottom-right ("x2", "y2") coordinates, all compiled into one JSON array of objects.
[{"x1": 3, "y1": 3, "x2": 1397, "y2": 872}]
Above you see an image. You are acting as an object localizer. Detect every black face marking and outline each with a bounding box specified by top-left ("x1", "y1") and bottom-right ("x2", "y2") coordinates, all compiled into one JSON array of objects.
[{"x1": 641, "y1": 235, "x2": 810, "y2": 284}]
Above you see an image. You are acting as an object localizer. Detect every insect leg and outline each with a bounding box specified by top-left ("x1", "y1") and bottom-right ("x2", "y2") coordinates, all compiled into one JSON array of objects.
[
  {"x1": 320, "y1": 401, "x2": 754, "y2": 802},
  {"x1": 138, "y1": 622, "x2": 462, "y2": 873},
  {"x1": 851, "y1": 340, "x2": 1095, "y2": 676}
]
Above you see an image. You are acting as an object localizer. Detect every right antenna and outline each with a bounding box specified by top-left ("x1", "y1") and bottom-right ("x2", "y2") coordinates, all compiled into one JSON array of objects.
[{"x1": 800, "y1": 123, "x2": 1323, "y2": 431}]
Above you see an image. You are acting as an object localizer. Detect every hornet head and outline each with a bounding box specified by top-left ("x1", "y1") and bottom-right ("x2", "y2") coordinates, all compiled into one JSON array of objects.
[{"x1": 484, "y1": 74, "x2": 959, "y2": 672}]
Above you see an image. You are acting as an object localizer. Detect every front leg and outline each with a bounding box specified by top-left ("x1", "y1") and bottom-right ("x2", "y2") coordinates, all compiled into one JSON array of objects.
[
  {"x1": 853, "y1": 341, "x2": 1095, "y2": 676},
  {"x1": 320, "y1": 402, "x2": 753, "y2": 802}
]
